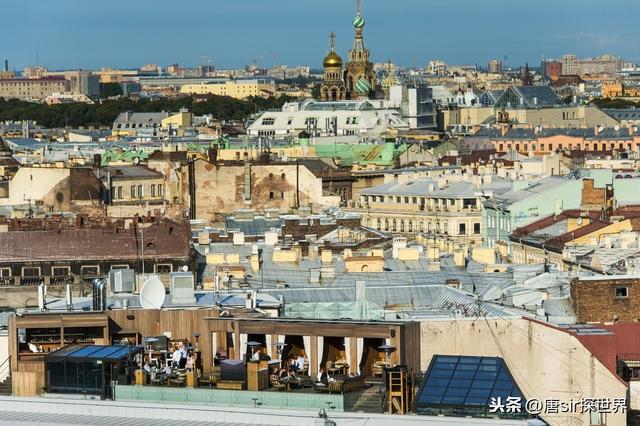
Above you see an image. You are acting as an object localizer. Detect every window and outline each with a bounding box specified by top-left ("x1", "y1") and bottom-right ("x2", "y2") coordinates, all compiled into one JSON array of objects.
[
  {"x1": 111, "y1": 264, "x2": 129, "y2": 270},
  {"x1": 408, "y1": 221, "x2": 413, "y2": 232},
  {"x1": 392, "y1": 219, "x2": 397, "y2": 232},
  {"x1": 80, "y1": 265, "x2": 99, "y2": 276},
  {"x1": 615, "y1": 286, "x2": 629, "y2": 299},
  {"x1": 130, "y1": 185, "x2": 136, "y2": 198},
  {"x1": 269, "y1": 192, "x2": 274, "y2": 200},
  {"x1": 22, "y1": 267, "x2": 41, "y2": 277},
  {"x1": 116, "y1": 186, "x2": 123, "y2": 199},
  {"x1": 158, "y1": 184, "x2": 164, "y2": 197},
  {"x1": 459, "y1": 223, "x2": 466, "y2": 235},
  {"x1": 0, "y1": 268, "x2": 11, "y2": 277},
  {"x1": 400, "y1": 220, "x2": 405, "y2": 232},
  {"x1": 474, "y1": 223, "x2": 481, "y2": 234},
  {"x1": 590, "y1": 412, "x2": 605, "y2": 426},
  {"x1": 261, "y1": 117, "x2": 275, "y2": 126},
  {"x1": 155, "y1": 264, "x2": 173, "y2": 273},
  {"x1": 52, "y1": 266, "x2": 70, "y2": 276},
  {"x1": 137, "y1": 185, "x2": 143, "y2": 198},
  {"x1": 384, "y1": 219, "x2": 389, "y2": 231},
  {"x1": 376, "y1": 218, "x2": 381, "y2": 229},
  {"x1": 151, "y1": 184, "x2": 156, "y2": 197}
]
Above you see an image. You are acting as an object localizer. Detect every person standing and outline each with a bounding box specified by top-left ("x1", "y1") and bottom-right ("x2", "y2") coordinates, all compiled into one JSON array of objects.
[{"x1": 178, "y1": 343, "x2": 188, "y2": 369}]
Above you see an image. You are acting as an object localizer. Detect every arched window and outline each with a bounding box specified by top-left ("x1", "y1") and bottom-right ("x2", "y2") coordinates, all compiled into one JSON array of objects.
[
  {"x1": 400, "y1": 220, "x2": 405, "y2": 232},
  {"x1": 361, "y1": 265, "x2": 369, "y2": 272},
  {"x1": 392, "y1": 219, "x2": 397, "y2": 232},
  {"x1": 408, "y1": 221, "x2": 413, "y2": 232},
  {"x1": 376, "y1": 218, "x2": 381, "y2": 229},
  {"x1": 385, "y1": 219, "x2": 389, "y2": 231}
]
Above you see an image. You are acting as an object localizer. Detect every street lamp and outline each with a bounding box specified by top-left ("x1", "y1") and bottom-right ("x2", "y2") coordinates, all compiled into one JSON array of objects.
[
  {"x1": 144, "y1": 337, "x2": 159, "y2": 366},
  {"x1": 377, "y1": 344, "x2": 396, "y2": 367}
]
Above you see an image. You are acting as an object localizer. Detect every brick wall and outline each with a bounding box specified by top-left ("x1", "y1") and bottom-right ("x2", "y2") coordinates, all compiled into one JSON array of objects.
[{"x1": 571, "y1": 277, "x2": 640, "y2": 322}]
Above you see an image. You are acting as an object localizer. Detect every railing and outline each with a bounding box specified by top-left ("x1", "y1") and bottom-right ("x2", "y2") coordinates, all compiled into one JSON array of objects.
[
  {"x1": 20, "y1": 277, "x2": 45, "y2": 287},
  {"x1": 0, "y1": 355, "x2": 11, "y2": 382},
  {"x1": 0, "y1": 275, "x2": 106, "y2": 289}
]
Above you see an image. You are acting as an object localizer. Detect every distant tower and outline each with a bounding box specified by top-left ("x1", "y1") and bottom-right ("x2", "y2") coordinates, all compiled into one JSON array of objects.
[
  {"x1": 345, "y1": 0, "x2": 376, "y2": 100},
  {"x1": 521, "y1": 63, "x2": 534, "y2": 86},
  {"x1": 320, "y1": 32, "x2": 346, "y2": 101},
  {"x1": 381, "y1": 60, "x2": 399, "y2": 98}
]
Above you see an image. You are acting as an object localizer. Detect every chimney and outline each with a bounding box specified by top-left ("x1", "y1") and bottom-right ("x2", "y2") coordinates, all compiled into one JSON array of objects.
[{"x1": 208, "y1": 147, "x2": 218, "y2": 164}]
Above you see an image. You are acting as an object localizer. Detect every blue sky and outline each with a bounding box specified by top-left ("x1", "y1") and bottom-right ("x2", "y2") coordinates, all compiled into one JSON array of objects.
[{"x1": 3, "y1": 0, "x2": 640, "y2": 71}]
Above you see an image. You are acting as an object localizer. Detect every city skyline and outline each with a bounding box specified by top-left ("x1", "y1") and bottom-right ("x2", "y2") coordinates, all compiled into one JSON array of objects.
[{"x1": 4, "y1": 0, "x2": 640, "y2": 71}]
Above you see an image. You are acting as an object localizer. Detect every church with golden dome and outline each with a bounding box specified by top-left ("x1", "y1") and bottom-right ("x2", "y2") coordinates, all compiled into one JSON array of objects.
[{"x1": 320, "y1": 0, "x2": 377, "y2": 101}]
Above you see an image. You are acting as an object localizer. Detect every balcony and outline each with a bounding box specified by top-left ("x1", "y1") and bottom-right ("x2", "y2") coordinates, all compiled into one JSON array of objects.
[{"x1": 0, "y1": 275, "x2": 104, "y2": 288}]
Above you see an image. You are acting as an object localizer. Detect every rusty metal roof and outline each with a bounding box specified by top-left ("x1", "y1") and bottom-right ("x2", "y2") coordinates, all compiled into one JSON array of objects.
[{"x1": 0, "y1": 217, "x2": 191, "y2": 262}]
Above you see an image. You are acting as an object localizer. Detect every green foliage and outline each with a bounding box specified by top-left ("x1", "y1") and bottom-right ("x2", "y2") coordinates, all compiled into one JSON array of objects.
[
  {"x1": 100, "y1": 83, "x2": 123, "y2": 98},
  {"x1": 311, "y1": 83, "x2": 321, "y2": 100},
  {"x1": 590, "y1": 97, "x2": 640, "y2": 109},
  {"x1": 0, "y1": 94, "x2": 293, "y2": 128}
]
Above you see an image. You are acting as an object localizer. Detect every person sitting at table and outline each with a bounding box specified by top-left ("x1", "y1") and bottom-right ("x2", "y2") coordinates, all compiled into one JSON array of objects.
[
  {"x1": 317, "y1": 367, "x2": 327, "y2": 384},
  {"x1": 171, "y1": 348, "x2": 181, "y2": 368},
  {"x1": 213, "y1": 352, "x2": 221, "y2": 367},
  {"x1": 186, "y1": 353, "x2": 195, "y2": 371},
  {"x1": 289, "y1": 357, "x2": 299, "y2": 374},
  {"x1": 278, "y1": 367, "x2": 289, "y2": 380},
  {"x1": 295, "y1": 354, "x2": 305, "y2": 372}
]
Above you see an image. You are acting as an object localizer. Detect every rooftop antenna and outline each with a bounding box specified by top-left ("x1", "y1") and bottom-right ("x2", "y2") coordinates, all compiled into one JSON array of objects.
[{"x1": 356, "y1": 0, "x2": 361, "y2": 17}]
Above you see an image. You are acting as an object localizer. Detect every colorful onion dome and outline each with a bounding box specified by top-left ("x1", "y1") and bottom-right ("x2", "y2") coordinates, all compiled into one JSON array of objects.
[
  {"x1": 353, "y1": 14, "x2": 365, "y2": 29},
  {"x1": 354, "y1": 78, "x2": 372, "y2": 94}
]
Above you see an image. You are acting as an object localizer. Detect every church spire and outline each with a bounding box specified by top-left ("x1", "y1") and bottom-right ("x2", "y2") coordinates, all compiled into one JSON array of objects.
[{"x1": 353, "y1": 0, "x2": 365, "y2": 29}]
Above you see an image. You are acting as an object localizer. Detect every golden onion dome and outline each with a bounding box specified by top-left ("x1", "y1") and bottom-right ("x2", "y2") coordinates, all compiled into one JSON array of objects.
[{"x1": 323, "y1": 51, "x2": 343, "y2": 68}]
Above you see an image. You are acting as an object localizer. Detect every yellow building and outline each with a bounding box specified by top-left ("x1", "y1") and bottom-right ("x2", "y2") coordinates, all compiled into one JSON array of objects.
[
  {"x1": 180, "y1": 78, "x2": 276, "y2": 99},
  {"x1": 602, "y1": 81, "x2": 623, "y2": 98},
  {"x1": 161, "y1": 110, "x2": 193, "y2": 132}
]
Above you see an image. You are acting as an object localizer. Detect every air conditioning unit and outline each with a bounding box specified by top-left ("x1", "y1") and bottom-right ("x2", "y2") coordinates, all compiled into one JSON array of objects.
[
  {"x1": 170, "y1": 272, "x2": 196, "y2": 305},
  {"x1": 109, "y1": 269, "x2": 135, "y2": 293}
]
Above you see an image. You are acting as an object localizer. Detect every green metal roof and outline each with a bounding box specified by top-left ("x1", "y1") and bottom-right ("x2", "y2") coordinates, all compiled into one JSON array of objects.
[{"x1": 315, "y1": 143, "x2": 406, "y2": 166}]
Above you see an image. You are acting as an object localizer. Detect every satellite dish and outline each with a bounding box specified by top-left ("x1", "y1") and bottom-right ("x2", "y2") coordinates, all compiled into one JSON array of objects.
[{"x1": 140, "y1": 276, "x2": 166, "y2": 309}]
